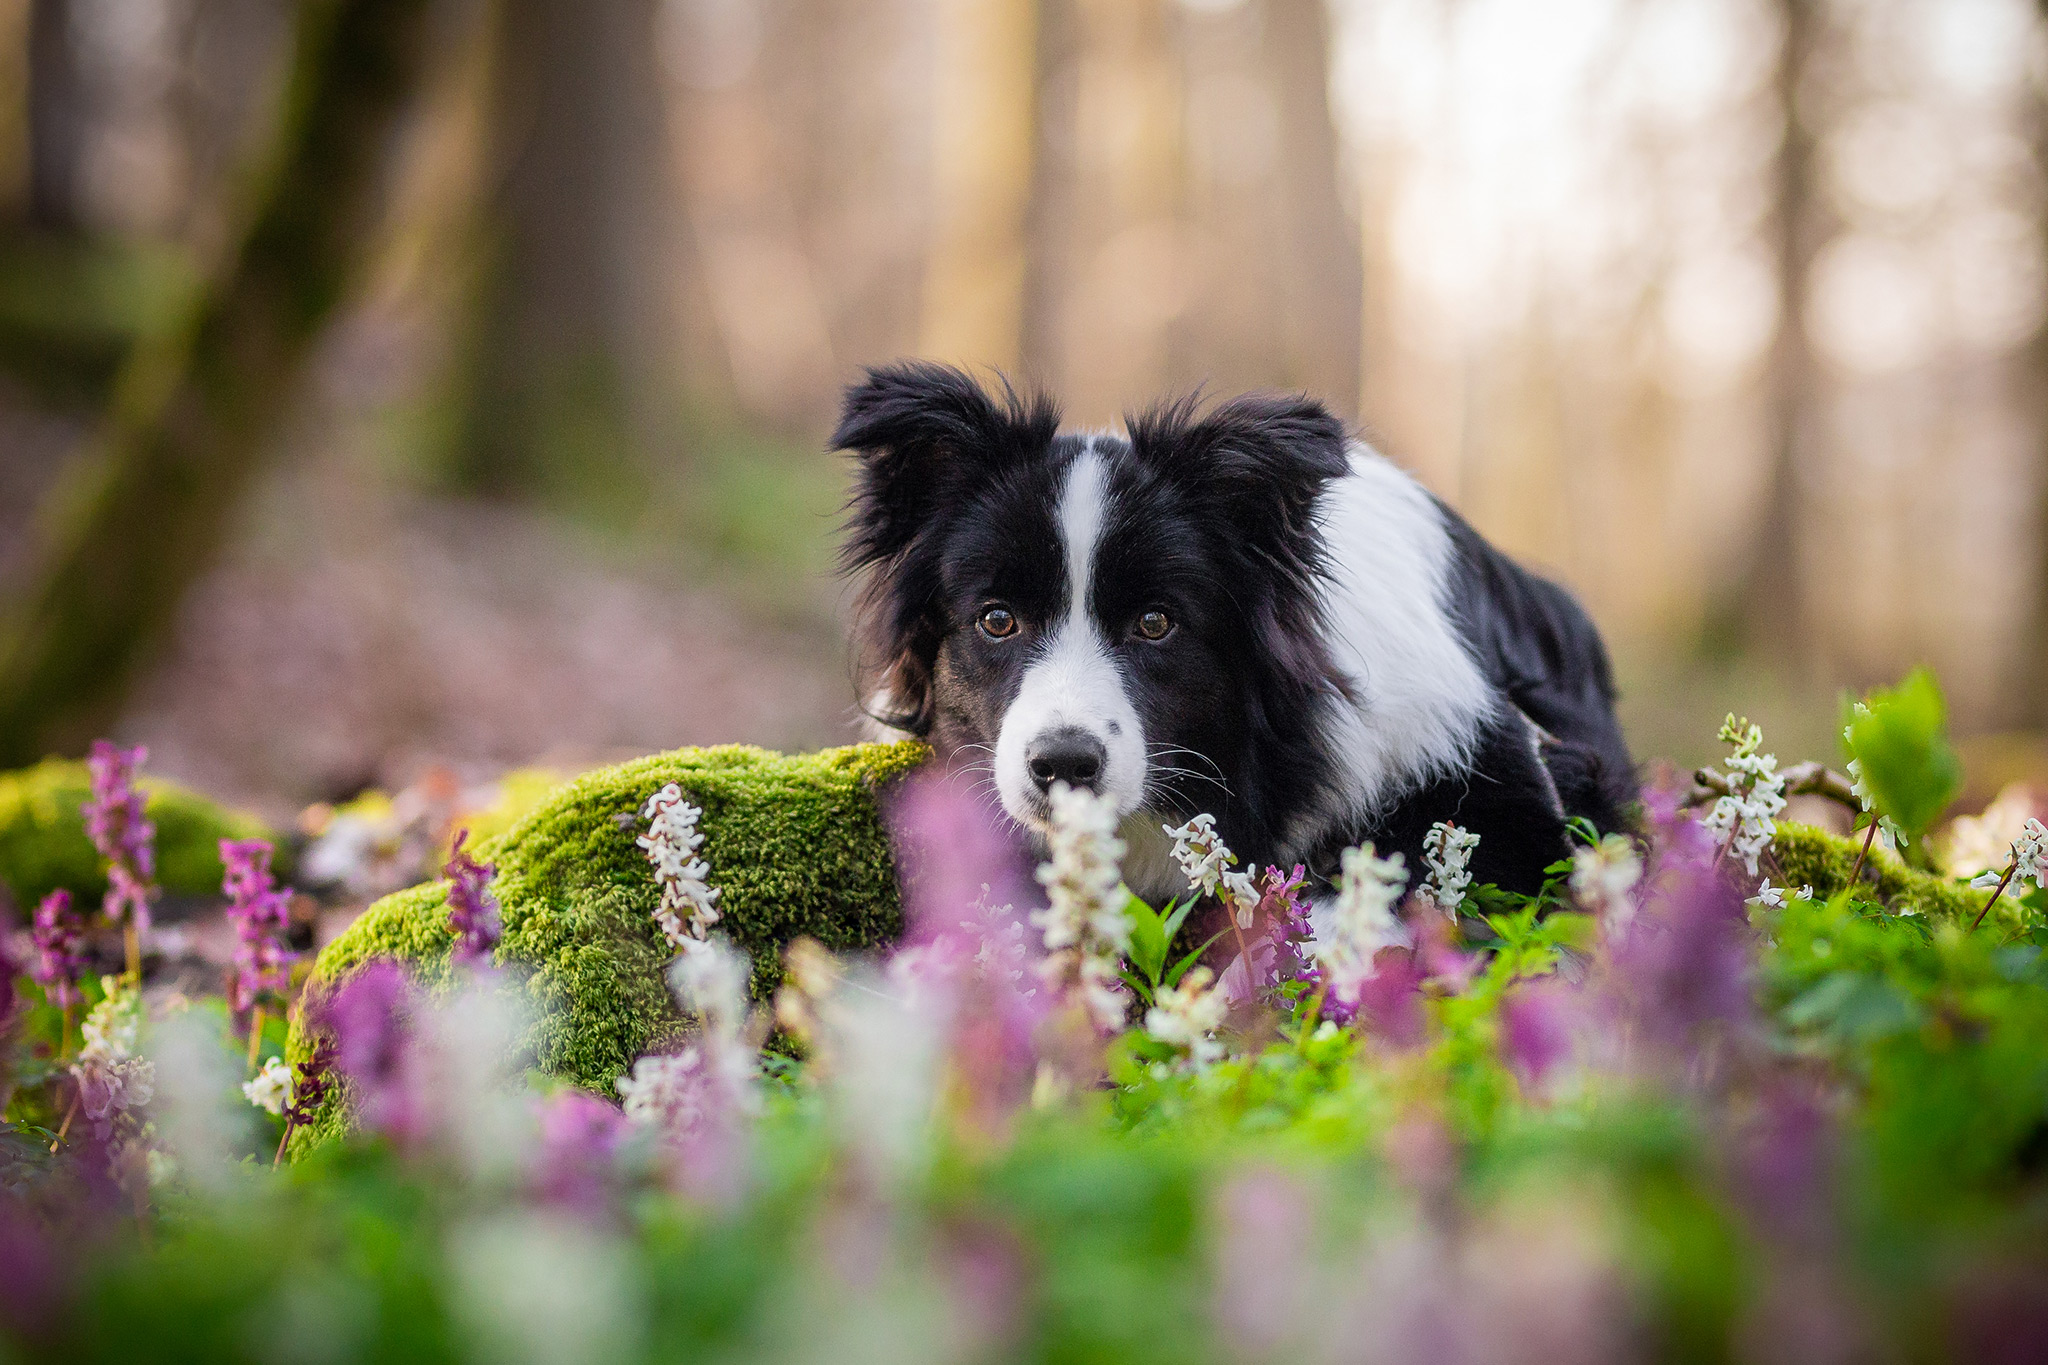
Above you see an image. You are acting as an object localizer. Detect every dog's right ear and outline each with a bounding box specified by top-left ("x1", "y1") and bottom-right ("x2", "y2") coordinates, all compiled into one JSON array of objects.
[
  {"x1": 834, "y1": 362, "x2": 1058, "y2": 736},
  {"x1": 833, "y1": 361, "x2": 1059, "y2": 572}
]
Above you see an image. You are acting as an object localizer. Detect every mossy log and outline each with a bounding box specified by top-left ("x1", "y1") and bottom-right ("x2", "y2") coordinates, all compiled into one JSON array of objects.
[
  {"x1": 0, "y1": 758, "x2": 277, "y2": 915},
  {"x1": 1774, "y1": 822, "x2": 1992, "y2": 924},
  {"x1": 286, "y1": 741, "x2": 929, "y2": 1152}
]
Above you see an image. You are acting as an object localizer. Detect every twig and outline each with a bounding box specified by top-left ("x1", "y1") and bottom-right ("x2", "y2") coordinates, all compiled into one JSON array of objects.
[
  {"x1": 1970, "y1": 860, "x2": 2017, "y2": 933},
  {"x1": 1848, "y1": 820, "x2": 1880, "y2": 886}
]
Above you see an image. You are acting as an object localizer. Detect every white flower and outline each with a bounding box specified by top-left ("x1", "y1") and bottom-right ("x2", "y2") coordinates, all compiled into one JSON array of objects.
[
  {"x1": 1163, "y1": 814, "x2": 1260, "y2": 927},
  {"x1": 1032, "y1": 782, "x2": 1130, "y2": 1032},
  {"x1": 668, "y1": 934, "x2": 750, "y2": 1042},
  {"x1": 1035, "y1": 782, "x2": 1126, "y2": 951},
  {"x1": 1702, "y1": 716, "x2": 1788, "y2": 877},
  {"x1": 1972, "y1": 868, "x2": 2007, "y2": 890},
  {"x1": 1144, "y1": 966, "x2": 1228, "y2": 1067},
  {"x1": 1311, "y1": 843, "x2": 1410, "y2": 1004},
  {"x1": 1419, "y1": 822, "x2": 1480, "y2": 919},
  {"x1": 80, "y1": 976, "x2": 145, "y2": 1064},
  {"x1": 639, "y1": 784, "x2": 722, "y2": 950},
  {"x1": 617, "y1": 1049, "x2": 716, "y2": 1138},
  {"x1": 243, "y1": 1056, "x2": 292, "y2": 1116},
  {"x1": 1571, "y1": 834, "x2": 1642, "y2": 932},
  {"x1": 2010, "y1": 818, "x2": 2048, "y2": 893}
]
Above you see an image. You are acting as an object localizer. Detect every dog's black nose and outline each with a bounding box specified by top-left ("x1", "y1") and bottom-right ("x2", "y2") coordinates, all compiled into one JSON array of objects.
[{"x1": 1027, "y1": 729, "x2": 1106, "y2": 793}]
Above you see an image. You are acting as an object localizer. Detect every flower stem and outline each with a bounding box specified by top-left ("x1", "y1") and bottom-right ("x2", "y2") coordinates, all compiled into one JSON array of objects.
[
  {"x1": 123, "y1": 923, "x2": 141, "y2": 984},
  {"x1": 246, "y1": 1004, "x2": 267, "y2": 1072},
  {"x1": 50, "y1": 1089, "x2": 78, "y2": 1152},
  {"x1": 1970, "y1": 859, "x2": 2017, "y2": 933},
  {"x1": 274, "y1": 1118, "x2": 294, "y2": 1167},
  {"x1": 1848, "y1": 819, "x2": 1879, "y2": 886}
]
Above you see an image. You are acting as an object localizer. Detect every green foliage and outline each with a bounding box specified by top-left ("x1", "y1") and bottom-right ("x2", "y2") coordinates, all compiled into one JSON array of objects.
[
  {"x1": 1119, "y1": 891, "x2": 1216, "y2": 1007},
  {"x1": 287, "y1": 741, "x2": 929, "y2": 1146},
  {"x1": 1841, "y1": 668, "x2": 1963, "y2": 842},
  {"x1": 0, "y1": 757, "x2": 279, "y2": 915}
]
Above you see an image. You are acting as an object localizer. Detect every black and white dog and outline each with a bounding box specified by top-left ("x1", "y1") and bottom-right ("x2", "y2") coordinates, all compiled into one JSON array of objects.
[{"x1": 835, "y1": 361, "x2": 1635, "y2": 903}]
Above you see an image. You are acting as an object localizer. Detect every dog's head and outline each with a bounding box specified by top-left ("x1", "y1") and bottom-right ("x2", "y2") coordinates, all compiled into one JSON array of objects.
[{"x1": 835, "y1": 361, "x2": 1349, "y2": 855}]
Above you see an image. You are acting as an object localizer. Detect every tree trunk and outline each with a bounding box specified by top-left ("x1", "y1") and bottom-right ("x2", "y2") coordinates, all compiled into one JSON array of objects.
[
  {"x1": 918, "y1": 0, "x2": 1042, "y2": 373},
  {"x1": 1733, "y1": 0, "x2": 1823, "y2": 659},
  {"x1": 1262, "y1": 0, "x2": 1360, "y2": 414},
  {"x1": 25, "y1": 0, "x2": 87, "y2": 233},
  {"x1": 444, "y1": 0, "x2": 675, "y2": 499},
  {"x1": 0, "y1": 0, "x2": 435, "y2": 765}
]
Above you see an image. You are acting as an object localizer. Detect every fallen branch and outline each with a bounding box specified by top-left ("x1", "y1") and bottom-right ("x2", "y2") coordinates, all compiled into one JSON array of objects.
[{"x1": 1687, "y1": 761, "x2": 1859, "y2": 813}]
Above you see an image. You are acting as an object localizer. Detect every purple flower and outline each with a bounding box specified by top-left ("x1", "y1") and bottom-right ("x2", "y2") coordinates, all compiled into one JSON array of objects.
[
  {"x1": 1351, "y1": 949, "x2": 1428, "y2": 1046},
  {"x1": 1499, "y1": 977, "x2": 1582, "y2": 1088},
  {"x1": 220, "y1": 839, "x2": 295, "y2": 1022},
  {"x1": 1603, "y1": 824, "x2": 1753, "y2": 1064},
  {"x1": 0, "y1": 915, "x2": 20, "y2": 1031},
  {"x1": 29, "y1": 890, "x2": 88, "y2": 1011},
  {"x1": 81, "y1": 741, "x2": 156, "y2": 933},
  {"x1": 443, "y1": 830, "x2": 502, "y2": 967},
  {"x1": 530, "y1": 1088, "x2": 629, "y2": 1216},
  {"x1": 1729, "y1": 1077, "x2": 1837, "y2": 1247},
  {"x1": 283, "y1": 1036, "x2": 338, "y2": 1130},
  {"x1": 317, "y1": 959, "x2": 425, "y2": 1144},
  {"x1": 884, "y1": 774, "x2": 1046, "y2": 1134},
  {"x1": 1220, "y1": 864, "x2": 1317, "y2": 1006},
  {"x1": 0, "y1": 1195, "x2": 68, "y2": 1336}
]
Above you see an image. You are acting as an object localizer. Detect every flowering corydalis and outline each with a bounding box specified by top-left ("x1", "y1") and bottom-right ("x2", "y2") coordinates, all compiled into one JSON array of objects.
[
  {"x1": 1219, "y1": 863, "x2": 1314, "y2": 1005},
  {"x1": 639, "y1": 784, "x2": 721, "y2": 951},
  {"x1": 82, "y1": 739, "x2": 156, "y2": 933},
  {"x1": 30, "y1": 888, "x2": 88, "y2": 1011},
  {"x1": 1145, "y1": 965, "x2": 1227, "y2": 1067},
  {"x1": 1571, "y1": 833, "x2": 1643, "y2": 934},
  {"x1": 71, "y1": 976, "x2": 155, "y2": 1141},
  {"x1": 1419, "y1": 822, "x2": 1479, "y2": 919},
  {"x1": 1701, "y1": 716, "x2": 1787, "y2": 877},
  {"x1": 243, "y1": 1055, "x2": 292, "y2": 1116},
  {"x1": 443, "y1": 830, "x2": 502, "y2": 966},
  {"x1": 1976, "y1": 818, "x2": 2048, "y2": 893},
  {"x1": 220, "y1": 838, "x2": 294, "y2": 1020},
  {"x1": 1163, "y1": 813, "x2": 1258, "y2": 927},
  {"x1": 1031, "y1": 781, "x2": 1129, "y2": 1033},
  {"x1": 1312, "y1": 843, "x2": 1410, "y2": 1019}
]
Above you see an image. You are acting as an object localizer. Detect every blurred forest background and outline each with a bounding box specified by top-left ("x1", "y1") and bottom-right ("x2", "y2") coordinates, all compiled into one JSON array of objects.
[{"x1": 0, "y1": 0, "x2": 2041, "y2": 822}]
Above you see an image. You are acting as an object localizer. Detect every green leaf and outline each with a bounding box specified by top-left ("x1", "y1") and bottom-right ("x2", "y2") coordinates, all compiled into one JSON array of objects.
[
  {"x1": 1160, "y1": 895, "x2": 1197, "y2": 950},
  {"x1": 1123, "y1": 889, "x2": 1168, "y2": 983},
  {"x1": 1165, "y1": 929, "x2": 1231, "y2": 988},
  {"x1": 1841, "y1": 669, "x2": 1962, "y2": 840},
  {"x1": 1118, "y1": 966, "x2": 1156, "y2": 1007}
]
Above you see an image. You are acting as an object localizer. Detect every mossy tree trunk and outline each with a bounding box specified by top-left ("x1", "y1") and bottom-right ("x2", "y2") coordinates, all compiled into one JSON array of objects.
[{"x1": 0, "y1": 0, "x2": 435, "y2": 766}]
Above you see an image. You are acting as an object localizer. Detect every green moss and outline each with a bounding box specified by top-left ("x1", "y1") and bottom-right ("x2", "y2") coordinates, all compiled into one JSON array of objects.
[
  {"x1": 1773, "y1": 821, "x2": 1992, "y2": 925},
  {"x1": 0, "y1": 757, "x2": 279, "y2": 914},
  {"x1": 287, "y1": 741, "x2": 929, "y2": 1152}
]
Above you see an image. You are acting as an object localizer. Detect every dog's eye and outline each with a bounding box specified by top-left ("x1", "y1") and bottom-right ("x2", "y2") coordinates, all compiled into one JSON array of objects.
[
  {"x1": 977, "y1": 605, "x2": 1018, "y2": 639},
  {"x1": 1135, "y1": 609, "x2": 1173, "y2": 641}
]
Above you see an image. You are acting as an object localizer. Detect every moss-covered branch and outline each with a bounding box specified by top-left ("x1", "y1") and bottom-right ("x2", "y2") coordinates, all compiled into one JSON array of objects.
[{"x1": 0, "y1": 0, "x2": 434, "y2": 764}]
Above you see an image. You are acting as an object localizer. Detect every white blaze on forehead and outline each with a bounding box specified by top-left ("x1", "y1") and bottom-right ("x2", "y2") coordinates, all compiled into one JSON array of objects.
[{"x1": 994, "y1": 443, "x2": 1149, "y2": 825}]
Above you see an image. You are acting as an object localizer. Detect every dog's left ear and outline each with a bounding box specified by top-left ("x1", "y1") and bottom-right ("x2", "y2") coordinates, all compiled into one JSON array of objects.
[{"x1": 1125, "y1": 392, "x2": 1350, "y2": 535}]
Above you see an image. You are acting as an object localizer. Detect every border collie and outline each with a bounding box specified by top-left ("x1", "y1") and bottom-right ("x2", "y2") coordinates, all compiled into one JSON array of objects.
[{"x1": 835, "y1": 361, "x2": 1635, "y2": 904}]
